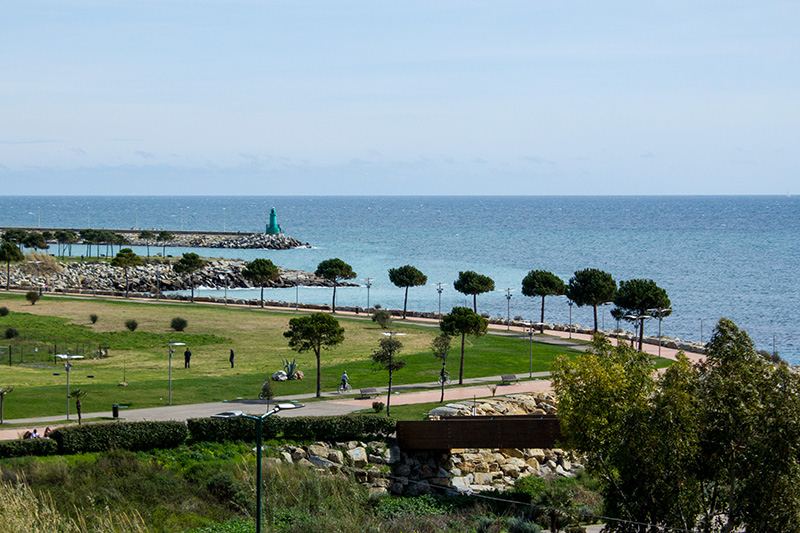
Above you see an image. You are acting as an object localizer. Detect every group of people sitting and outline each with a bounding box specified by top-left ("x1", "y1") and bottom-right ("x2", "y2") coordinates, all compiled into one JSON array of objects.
[{"x1": 22, "y1": 427, "x2": 51, "y2": 439}]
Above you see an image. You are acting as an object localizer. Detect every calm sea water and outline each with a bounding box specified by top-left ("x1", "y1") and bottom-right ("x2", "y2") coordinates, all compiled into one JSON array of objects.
[{"x1": 2, "y1": 196, "x2": 798, "y2": 363}]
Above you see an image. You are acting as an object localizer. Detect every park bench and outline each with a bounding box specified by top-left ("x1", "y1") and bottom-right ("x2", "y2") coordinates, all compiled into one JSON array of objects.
[
  {"x1": 500, "y1": 374, "x2": 519, "y2": 385},
  {"x1": 360, "y1": 387, "x2": 379, "y2": 399}
]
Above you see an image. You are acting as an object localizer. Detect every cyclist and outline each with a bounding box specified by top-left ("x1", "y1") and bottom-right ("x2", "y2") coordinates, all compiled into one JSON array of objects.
[
  {"x1": 340, "y1": 371, "x2": 350, "y2": 392},
  {"x1": 439, "y1": 367, "x2": 449, "y2": 384}
]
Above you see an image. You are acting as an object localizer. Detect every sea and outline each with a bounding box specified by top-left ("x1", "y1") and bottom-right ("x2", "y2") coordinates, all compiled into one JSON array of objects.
[{"x1": 1, "y1": 196, "x2": 798, "y2": 364}]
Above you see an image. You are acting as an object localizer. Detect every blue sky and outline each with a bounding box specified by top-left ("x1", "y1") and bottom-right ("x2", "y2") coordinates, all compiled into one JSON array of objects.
[{"x1": 1, "y1": 1, "x2": 798, "y2": 195}]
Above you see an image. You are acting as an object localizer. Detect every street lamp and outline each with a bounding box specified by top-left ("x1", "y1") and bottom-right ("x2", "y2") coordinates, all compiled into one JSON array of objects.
[
  {"x1": 435, "y1": 283, "x2": 444, "y2": 316},
  {"x1": 648, "y1": 308, "x2": 671, "y2": 358},
  {"x1": 222, "y1": 207, "x2": 226, "y2": 232},
  {"x1": 504, "y1": 288, "x2": 514, "y2": 330},
  {"x1": 567, "y1": 301, "x2": 574, "y2": 339},
  {"x1": 167, "y1": 341, "x2": 185, "y2": 405},
  {"x1": 624, "y1": 314, "x2": 652, "y2": 351},
  {"x1": 239, "y1": 403, "x2": 303, "y2": 533},
  {"x1": 64, "y1": 360, "x2": 72, "y2": 420},
  {"x1": 363, "y1": 278, "x2": 374, "y2": 313},
  {"x1": 526, "y1": 321, "x2": 534, "y2": 378}
]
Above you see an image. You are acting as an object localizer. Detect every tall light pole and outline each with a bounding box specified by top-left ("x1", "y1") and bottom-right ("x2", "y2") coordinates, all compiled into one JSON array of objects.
[
  {"x1": 527, "y1": 321, "x2": 534, "y2": 378},
  {"x1": 167, "y1": 341, "x2": 185, "y2": 405},
  {"x1": 625, "y1": 314, "x2": 652, "y2": 351},
  {"x1": 648, "y1": 308, "x2": 671, "y2": 358},
  {"x1": 505, "y1": 288, "x2": 513, "y2": 330},
  {"x1": 568, "y1": 301, "x2": 574, "y2": 339},
  {"x1": 64, "y1": 360, "x2": 72, "y2": 420},
  {"x1": 239, "y1": 403, "x2": 303, "y2": 533},
  {"x1": 363, "y1": 278, "x2": 373, "y2": 313},
  {"x1": 222, "y1": 207, "x2": 226, "y2": 232},
  {"x1": 435, "y1": 283, "x2": 444, "y2": 316},
  {"x1": 134, "y1": 207, "x2": 138, "y2": 230}
]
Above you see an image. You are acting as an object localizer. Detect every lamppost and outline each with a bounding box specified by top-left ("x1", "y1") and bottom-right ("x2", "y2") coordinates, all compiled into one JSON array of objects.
[
  {"x1": 624, "y1": 314, "x2": 652, "y2": 351},
  {"x1": 295, "y1": 283, "x2": 299, "y2": 310},
  {"x1": 222, "y1": 207, "x2": 226, "y2": 232},
  {"x1": 134, "y1": 207, "x2": 138, "y2": 230},
  {"x1": 64, "y1": 360, "x2": 72, "y2": 420},
  {"x1": 363, "y1": 278, "x2": 373, "y2": 313},
  {"x1": 648, "y1": 308, "x2": 671, "y2": 358},
  {"x1": 435, "y1": 283, "x2": 444, "y2": 316},
  {"x1": 239, "y1": 403, "x2": 303, "y2": 533},
  {"x1": 567, "y1": 301, "x2": 574, "y2": 339},
  {"x1": 527, "y1": 321, "x2": 534, "y2": 378},
  {"x1": 505, "y1": 288, "x2": 514, "y2": 330},
  {"x1": 167, "y1": 341, "x2": 185, "y2": 405}
]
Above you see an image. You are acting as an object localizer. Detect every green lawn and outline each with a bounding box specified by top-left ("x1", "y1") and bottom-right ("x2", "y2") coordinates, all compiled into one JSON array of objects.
[{"x1": 0, "y1": 293, "x2": 582, "y2": 420}]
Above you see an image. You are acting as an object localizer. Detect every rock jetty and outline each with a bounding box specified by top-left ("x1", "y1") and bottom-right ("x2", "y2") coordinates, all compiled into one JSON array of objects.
[{"x1": 1, "y1": 258, "x2": 351, "y2": 296}]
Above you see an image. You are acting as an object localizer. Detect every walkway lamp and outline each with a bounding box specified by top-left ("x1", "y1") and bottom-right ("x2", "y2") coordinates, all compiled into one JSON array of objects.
[
  {"x1": 648, "y1": 308, "x2": 671, "y2": 358},
  {"x1": 504, "y1": 288, "x2": 514, "y2": 330},
  {"x1": 624, "y1": 314, "x2": 652, "y2": 350},
  {"x1": 363, "y1": 278, "x2": 373, "y2": 313},
  {"x1": 167, "y1": 341, "x2": 185, "y2": 405},
  {"x1": 239, "y1": 403, "x2": 303, "y2": 533},
  {"x1": 64, "y1": 360, "x2": 72, "y2": 420},
  {"x1": 567, "y1": 301, "x2": 573, "y2": 339}
]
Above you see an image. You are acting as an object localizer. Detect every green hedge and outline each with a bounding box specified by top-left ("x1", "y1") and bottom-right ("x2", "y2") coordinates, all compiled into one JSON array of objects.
[
  {"x1": 0, "y1": 437, "x2": 58, "y2": 458},
  {"x1": 188, "y1": 414, "x2": 396, "y2": 443},
  {"x1": 51, "y1": 421, "x2": 188, "y2": 454}
]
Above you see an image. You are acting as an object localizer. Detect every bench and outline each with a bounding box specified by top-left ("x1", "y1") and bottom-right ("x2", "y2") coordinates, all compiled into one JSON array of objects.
[
  {"x1": 360, "y1": 387, "x2": 379, "y2": 399},
  {"x1": 500, "y1": 374, "x2": 519, "y2": 385}
]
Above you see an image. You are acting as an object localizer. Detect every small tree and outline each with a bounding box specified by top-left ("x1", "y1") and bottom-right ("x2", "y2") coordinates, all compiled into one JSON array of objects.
[
  {"x1": 156, "y1": 231, "x2": 174, "y2": 257},
  {"x1": 0, "y1": 386, "x2": 12, "y2": 424},
  {"x1": 439, "y1": 306, "x2": 488, "y2": 385},
  {"x1": 125, "y1": 319, "x2": 138, "y2": 331},
  {"x1": 0, "y1": 241, "x2": 24, "y2": 290},
  {"x1": 259, "y1": 380, "x2": 275, "y2": 410},
  {"x1": 283, "y1": 313, "x2": 345, "y2": 398},
  {"x1": 612, "y1": 278, "x2": 671, "y2": 351},
  {"x1": 315, "y1": 258, "x2": 356, "y2": 312},
  {"x1": 138, "y1": 230, "x2": 155, "y2": 258},
  {"x1": 171, "y1": 317, "x2": 188, "y2": 331},
  {"x1": 242, "y1": 258, "x2": 280, "y2": 308},
  {"x1": 5, "y1": 328, "x2": 19, "y2": 339},
  {"x1": 173, "y1": 252, "x2": 205, "y2": 302},
  {"x1": 0, "y1": 307, "x2": 8, "y2": 317},
  {"x1": 388, "y1": 264, "x2": 427, "y2": 319},
  {"x1": 371, "y1": 335, "x2": 405, "y2": 416},
  {"x1": 111, "y1": 248, "x2": 142, "y2": 298},
  {"x1": 566, "y1": 268, "x2": 617, "y2": 332},
  {"x1": 25, "y1": 291, "x2": 40, "y2": 305},
  {"x1": 69, "y1": 389, "x2": 88, "y2": 425},
  {"x1": 431, "y1": 333, "x2": 452, "y2": 403},
  {"x1": 371, "y1": 309, "x2": 392, "y2": 329},
  {"x1": 89, "y1": 313, "x2": 98, "y2": 324},
  {"x1": 521, "y1": 270, "x2": 566, "y2": 333},
  {"x1": 453, "y1": 270, "x2": 495, "y2": 313}
]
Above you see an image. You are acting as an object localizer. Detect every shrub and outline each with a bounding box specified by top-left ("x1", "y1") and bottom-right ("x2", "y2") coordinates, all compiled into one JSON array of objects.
[
  {"x1": 170, "y1": 317, "x2": 188, "y2": 331},
  {"x1": 371, "y1": 309, "x2": 392, "y2": 329},
  {"x1": 25, "y1": 291, "x2": 40, "y2": 305},
  {"x1": 5, "y1": 327, "x2": 19, "y2": 339},
  {"x1": 188, "y1": 416, "x2": 280, "y2": 444},
  {"x1": 50, "y1": 421, "x2": 188, "y2": 454},
  {"x1": 89, "y1": 313, "x2": 98, "y2": 324},
  {"x1": 124, "y1": 319, "x2": 138, "y2": 331},
  {"x1": 372, "y1": 401, "x2": 385, "y2": 413},
  {"x1": 0, "y1": 306, "x2": 8, "y2": 317},
  {"x1": 0, "y1": 437, "x2": 57, "y2": 459}
]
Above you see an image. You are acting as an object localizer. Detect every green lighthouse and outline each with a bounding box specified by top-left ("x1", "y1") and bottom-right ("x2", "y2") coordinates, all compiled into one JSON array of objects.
[{"x1": 266, "y1": 207, "x2": 281, "y2": 234}]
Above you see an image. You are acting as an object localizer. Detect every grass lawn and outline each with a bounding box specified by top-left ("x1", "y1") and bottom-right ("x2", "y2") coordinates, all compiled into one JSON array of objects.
[{"x1": 0, "y1": 293, "x2": 582, "y2": 420}]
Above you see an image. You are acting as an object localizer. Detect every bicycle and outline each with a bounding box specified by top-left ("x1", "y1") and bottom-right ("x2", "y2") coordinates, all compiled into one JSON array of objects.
[
  {"x1": 437, "y1": 373, "x2": 452, "y2": 386},
  {"x1": 338, "y1": 381, "x2": 352, "y2": 393}
]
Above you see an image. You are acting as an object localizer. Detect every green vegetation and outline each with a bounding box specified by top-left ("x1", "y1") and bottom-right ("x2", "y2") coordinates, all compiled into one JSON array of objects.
[
  {"x1": 388, "y1": 264, "x2": 427, "y2": 319},
  {"x1": 0, "y1": 293, "x2": 579, "y2": 420},
  {"x1": 566, "y1": 268, "x2": 616, "y2": 332},
  {"x1": 25, "y1": 290, "x2": 40, "y2": 305},
  {"x1": 110, "y1": 247, "x2": 142, "y2": 297},
  {"x1": 552, "y1": 320, "x2": 800, "y2": 532},
  {"x1": 453, "y1": 270, "x2": 495, "y2": 314},
  {"x1": 284, "y1": 312, "x2": 346, "y2": 398},
  {"x1": 171, "y1": 316, "x2": 189, "y2": 331},
  {"x1": 174, "y1": 252, "x2": 206, "y2": 302},
  {"x1": 125, "y1": 318, "x2": 139, "y2": 331},
  {"x1": 612, "y1": 278, "x2": 671, "y2": 350},
  {"x1": 521, "y1": 270, "x2": 566, "y2": 333},
  {"x1": 440, "y1": 306, "x2": 489, "y2": 384},
  {"x1": 370, "y1": 335, "x2": 405, "y2": 416},
  {"x1": 314, "y1": 257, "x2": 356, "y2": 312},
  {"x1": 242, "y1": 258, "x2": 280, "y2": 308}
]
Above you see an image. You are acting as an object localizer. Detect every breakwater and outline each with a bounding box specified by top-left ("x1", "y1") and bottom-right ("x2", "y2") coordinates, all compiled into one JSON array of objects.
[{"x1": 0, "y1": 227, "x2": 309, "y2": 250}]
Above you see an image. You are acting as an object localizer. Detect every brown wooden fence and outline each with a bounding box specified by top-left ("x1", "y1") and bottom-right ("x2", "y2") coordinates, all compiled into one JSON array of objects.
[{"x1": 396, "y1": 415, "x2": 563, "y2": 450}]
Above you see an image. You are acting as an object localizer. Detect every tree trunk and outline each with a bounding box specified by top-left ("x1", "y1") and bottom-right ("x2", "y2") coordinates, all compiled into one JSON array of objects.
[
  {"x1": 403, "y1": 287, "x2": 409, "y2": 319},
  {"x1": 260, "y1": 286, "x2": 264, "y2": 308},
  {"x1": 76, "y1": 399, "x2": 82, "y2": 425},
  {"x1": 440, "y1": 363, "x2": 446, "y2": 403},
  {"x1": 459, "y1": 333, "x2": 466, "y2": 385},
  {"x1": 315, "y1": 349, "x2": 321, "y2": 398},
  {"x1": 592, "y1": 305, "x2": 598, "y2": 332},
  {"x1": 386, "y1": 370, "x2": 393, "y2": 416},
  {"x1": 540, "y1": 296, "x2": 546, "y2": 333},
  {"x1": 331, "y1": 283, "x2": 337, "y2": 312},
  {"x1": 473, "y1": 294, "x2": 477, "y2": 313}
]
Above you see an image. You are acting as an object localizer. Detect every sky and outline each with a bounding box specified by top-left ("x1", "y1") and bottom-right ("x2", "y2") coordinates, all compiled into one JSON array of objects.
[{"x1": 1, "y1": 1, "x2": 798, "y2": 196}]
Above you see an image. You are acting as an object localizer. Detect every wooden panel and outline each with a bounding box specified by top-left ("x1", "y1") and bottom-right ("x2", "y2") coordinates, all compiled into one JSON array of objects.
[{"x1": 397, "y1": 415, "x2": 563, "y2": 450}]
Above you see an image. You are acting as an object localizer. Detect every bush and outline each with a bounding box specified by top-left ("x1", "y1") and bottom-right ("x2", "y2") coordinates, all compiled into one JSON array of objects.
[
  {"x1": 25, "y1": 291, "x2": 40, "y2": 305},
  {"x1": 171, "y1": 317, "x2": 188, "y2": 331},
  {"x1": 0, "y1": 306, "x2": 8, "y2": 317},
  {"x1": 372, "y1": 401, "x2": 385, "y2": 413},
  {"x1": 0, "y1": 437, "x2": 58, "y2": 458},
  {"x1": 50, "y1": 421, "x2": 188, "y2": 454},
  {"x1": 124, "y1": 319, "x2": 138, "y2": 331},
  {"x1": 371, "y1": 309, "x2": 392, "y2": 329},
  {"x1": 5, "y1": 327, "x2": 19, "y2": 339},
  {"x1": 188, "y1": 416, "x2": 280, "y2": 444},
  {"x1": 89, "y1": 313, "x2": 98, "y2": 324}
]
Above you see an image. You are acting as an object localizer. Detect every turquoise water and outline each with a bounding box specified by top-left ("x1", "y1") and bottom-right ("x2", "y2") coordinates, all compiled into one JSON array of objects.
[{"x1": 2, "y1": 195, "x2": 798, "y2": 362}]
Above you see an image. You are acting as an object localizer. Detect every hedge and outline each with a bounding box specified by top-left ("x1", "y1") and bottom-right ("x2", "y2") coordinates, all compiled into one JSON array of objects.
[
  {"x1": 188, "y1": 414, "x2": 396, "y2": 443},
  {"x1": 0, "y1": 438, "x2": 58, "y2": 459},
  {"x1": 50, "y1": 421, "x2": 188, "y2": 455}
]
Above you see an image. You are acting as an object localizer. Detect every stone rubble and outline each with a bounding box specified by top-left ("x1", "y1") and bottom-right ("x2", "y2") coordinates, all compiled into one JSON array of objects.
[{"x1": 268, "y1": 393, "x2": 585, "y2": 496}]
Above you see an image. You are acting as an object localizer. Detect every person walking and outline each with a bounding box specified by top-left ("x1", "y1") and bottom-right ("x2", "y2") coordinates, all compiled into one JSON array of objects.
[
  {"x1": 229, "y1": 348, "x2": 234, "y2": 368},
  {"x1": 184, "y1": 348, "x2": 191, "y2": 369}
]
